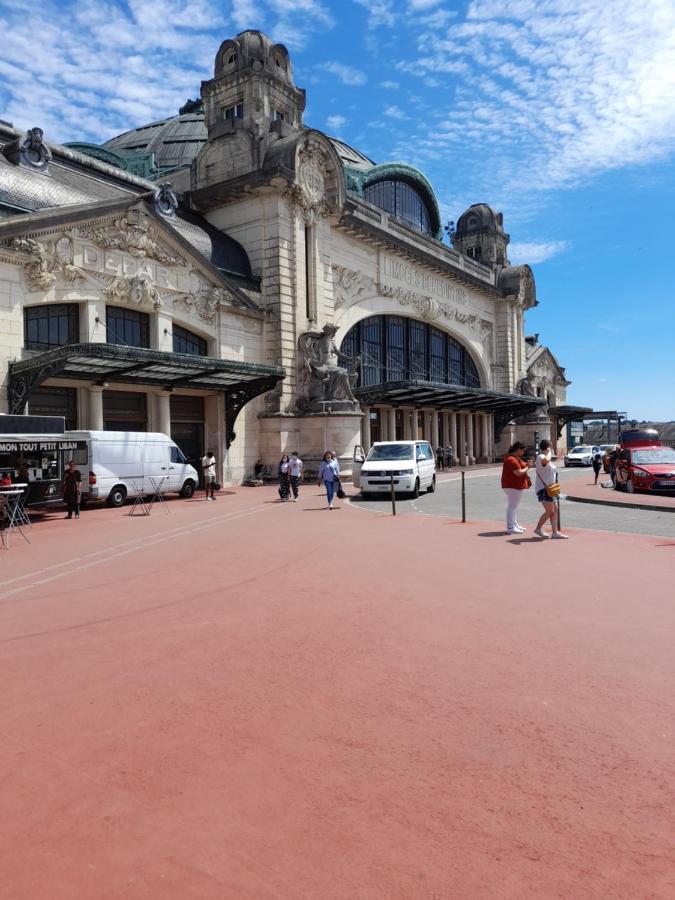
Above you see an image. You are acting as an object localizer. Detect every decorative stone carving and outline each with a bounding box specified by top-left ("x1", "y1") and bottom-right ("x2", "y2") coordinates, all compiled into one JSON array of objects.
[
  {"x1": 379, "y1": 284, "x2": 439, "y2": 321},
  {"x1": 331, "y1": 264, "x2": 374, "y2": 309},
  {"x1": 17, "y1": 127, "x2": 52, "y2": 174},
  {"x1": 103, "y1": 274, "x2": 162, "y2": 308},
  {"x1": 174, "y1": 286, "x2": 228, "y2": 324},
  {"x1": 296, "y1": 324, "x2": 360, "y2": 414},
  {"x1": 153, "y1": 182, "x2": 178, "y2": 219},
  {"x1": 81, "y1": 209, "x2": 177, "y2": 264},
  {"x1": 10, "y1": 236, "x2": 84, "y2": 289},
  {"x1": 285, "y1": 143, "x2": 330, "y2": 223}
]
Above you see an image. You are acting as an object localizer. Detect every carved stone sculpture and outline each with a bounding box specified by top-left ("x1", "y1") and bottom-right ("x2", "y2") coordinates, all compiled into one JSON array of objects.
[
  {"x1": 154, "y1": 182, "x2": 178, "y2": 219},
  {"x1": 20, "y1": 127, "x2": 52, "y2": 173},
  {"x1": 296, "y1": 324, "x2": 360, "y2": 413}
]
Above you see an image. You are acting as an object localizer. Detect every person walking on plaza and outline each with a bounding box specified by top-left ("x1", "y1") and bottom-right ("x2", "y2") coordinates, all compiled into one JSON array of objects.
[
  {"x1": 592, "y1": 450, "x2": 603, "y2": 485},
  {"x1": 278, "y1": 454, "x2": 291, "y2": 501},
  {"x1": 500, "y1": 441, "x2": 531, "y2": 534},
  {"x1": 317, "y1": 450, "x2": 341, "y2": 509},
  {"x1": 534, "y1": 439, "x2": 568, "y2": 539},
  {"x1": 436, "y1": 446, "x2": 445, "y2": 471},
  {"x1": 62, "y1": 459, "x2": 82, "y2": 519},
  {"x1": 288, "y1": 451, "x2": 303, "y2": 501},
  {"x1": 202, "y1": 450, "x2": 217, "y2": 500},
  {"x1": 446, "y1": 444, "x2": 454, "y2": 469}
]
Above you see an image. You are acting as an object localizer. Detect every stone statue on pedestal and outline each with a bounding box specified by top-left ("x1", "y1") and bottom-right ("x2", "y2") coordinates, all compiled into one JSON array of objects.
[{"x1": 296, "y1": 324, "x2": 360, "y2": 413}]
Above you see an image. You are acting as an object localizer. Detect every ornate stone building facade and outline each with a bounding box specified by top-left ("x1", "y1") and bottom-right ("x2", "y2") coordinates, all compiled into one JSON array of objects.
[{"x1": 0, "y1": 29, "x2": 565, "y2": 482}]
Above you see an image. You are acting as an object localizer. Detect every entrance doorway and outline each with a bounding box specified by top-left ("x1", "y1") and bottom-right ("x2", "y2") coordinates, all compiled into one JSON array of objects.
[{"x1": 170, "y1": 396, "x2": 205, "y2": 486}]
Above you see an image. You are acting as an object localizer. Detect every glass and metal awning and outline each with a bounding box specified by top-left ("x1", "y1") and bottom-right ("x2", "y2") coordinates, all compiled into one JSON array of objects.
[
  {"x1": 8, "y1": 343, "x2": 286, "y2": 447},
  {"x1": 354, "y1": 380, "x2": 546, "y2": 433}
]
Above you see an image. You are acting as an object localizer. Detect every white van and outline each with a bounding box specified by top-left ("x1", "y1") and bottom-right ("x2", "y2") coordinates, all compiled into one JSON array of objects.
[
  {"x1": 67, "y1": 431, "x2": 200, "y2": 507},
  {"x1": 353, "y1": 440, "x2": 436, "y2": 498}
]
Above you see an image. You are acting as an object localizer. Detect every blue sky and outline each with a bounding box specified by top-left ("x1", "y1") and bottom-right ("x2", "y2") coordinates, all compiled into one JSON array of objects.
[{"x1": 1, "y1": 0, "x2": 674, "y2": 420}]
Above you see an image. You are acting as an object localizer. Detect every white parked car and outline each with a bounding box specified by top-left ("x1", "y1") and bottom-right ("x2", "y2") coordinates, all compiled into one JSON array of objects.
[
  {"x1": 353, "y1": 440, "x2": 436, "y2": 498},
  {"x1": 67, "y1": 431, "x2": 200, "y2": 506},
  {"x1": 563, "y1": 445, "x2": 600, "y2": 467}
]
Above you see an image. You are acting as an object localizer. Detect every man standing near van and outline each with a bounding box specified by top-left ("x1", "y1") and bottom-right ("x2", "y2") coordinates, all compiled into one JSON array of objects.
[
  {"x1": 288, "y1": 451, "x2": 303, "y2": 502},
  {"x1": 202, "y1": 450, "x2": 217, "y2": 500},
  {"x1": 62, "y1": 459, "x2": 82, "y2": 519}
]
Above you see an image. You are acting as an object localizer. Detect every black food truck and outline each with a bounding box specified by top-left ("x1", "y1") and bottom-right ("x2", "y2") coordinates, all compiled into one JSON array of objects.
[{"x1": 0, "y1": 414, "x2": 88, "y2": 506}]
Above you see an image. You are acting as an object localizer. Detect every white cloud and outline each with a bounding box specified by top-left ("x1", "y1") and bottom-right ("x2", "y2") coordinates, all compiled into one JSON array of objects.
[
  {"x1": 319, "y1": 61, "x2": 367, "y2": 86},
  {"x1": 400, "y1": 0, "x2": 675, "y2": 201},
  {"x1": 353, "y1": 0, "x2": 396, "y2": 29},
  {"x1": 384, "y1": 104, "x2": 406, "y2": 119},
  {"x1": 326, "y1": 114, "x2": 347, "y2": 130},
  {"x1": 408, "y1": 0, "x2": 442, "y2": 8},
  {"x1": 379, "y1": 80, "x2": 399, "y2": 89},
  {"x1": 509, "y1": 241, "x2": 569, "y2": 264}
]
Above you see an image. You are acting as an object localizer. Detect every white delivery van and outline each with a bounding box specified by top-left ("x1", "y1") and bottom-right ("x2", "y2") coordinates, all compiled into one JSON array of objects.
[
  {"x1": 353, "y1": 440, "x2": 436, "y2": 498},
  {"x1": 66, "y1": 431, "x2": 200, "y2": 507}
]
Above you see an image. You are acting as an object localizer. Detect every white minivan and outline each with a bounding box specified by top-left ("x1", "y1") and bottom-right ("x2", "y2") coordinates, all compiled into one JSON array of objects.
[
  {"x1": 67, "y1": 431, "x2": 200, "y2": 507},
  {"x1": 353, "y1": 440, "x2": 436, "y2": 498}
]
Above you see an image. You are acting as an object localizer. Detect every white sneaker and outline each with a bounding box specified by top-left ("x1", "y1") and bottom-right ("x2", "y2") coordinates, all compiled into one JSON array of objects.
[
  {"x1": 533, "y1": 528, "x2": 549, "y2": 539},
  {"x1": 513, "y1": 525, "x2": 526, "y2": 533},
  {"x1": 552, "y1": 532, "x2": 569, "y2": 540},
  {"x1": 293, "y1": 497, "x2": 298, "y2": 502}
]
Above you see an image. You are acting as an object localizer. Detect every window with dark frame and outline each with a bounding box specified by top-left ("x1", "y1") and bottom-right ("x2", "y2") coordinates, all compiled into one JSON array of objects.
[
  {"x1": 106, "y1": 307, "x2": 150, "y2": 348},
  {"x1": 24, "y1": 304, "x2": 79, "y2": 350},
  {"x1": 341, "y1": 315, "x2": 480, "y2": 390},
  {"x1": 223, "y1": 102, "x2": 244, "y2": 120},
  {"x1": 172, "y1": 323, "x2": 208, "y2": 357},
  {"x1": 363, "y1": 179, "x2": 433, "y2": 235}
]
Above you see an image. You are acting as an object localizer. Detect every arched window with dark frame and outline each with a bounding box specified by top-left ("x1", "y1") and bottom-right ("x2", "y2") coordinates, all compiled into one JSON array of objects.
[
  {"x1": 172, "y1": 323, "x2": 208, "y2": 356},
  {"x1": 340, "y1": 315, "x2": 481, "y2": 390},
  {"x1": 24, "y1": 303, "x2": 79, "y2": 350},
  {"x1": 363, "y1": 179, "x2": 433, "y2": 234}
]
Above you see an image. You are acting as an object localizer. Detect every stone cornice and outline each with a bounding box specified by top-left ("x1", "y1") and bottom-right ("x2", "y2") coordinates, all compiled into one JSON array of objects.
[{"x1": 337, "y1": 199, "x2": 503, "y2": 299}]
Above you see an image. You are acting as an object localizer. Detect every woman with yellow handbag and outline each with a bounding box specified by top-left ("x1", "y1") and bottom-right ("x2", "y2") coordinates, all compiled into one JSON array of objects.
[{"x1": 533, "y1": 440, "x2": 568, "y2": 539}]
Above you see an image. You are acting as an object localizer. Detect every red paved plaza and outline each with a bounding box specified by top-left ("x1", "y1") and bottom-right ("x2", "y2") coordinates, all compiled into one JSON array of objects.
[{"x1": 1, "y1": 488, "x2": 674, "y2": 898}]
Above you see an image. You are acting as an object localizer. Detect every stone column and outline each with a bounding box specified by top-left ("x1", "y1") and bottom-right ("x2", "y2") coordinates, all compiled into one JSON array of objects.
[
  {"x1": 450, "y1": 412, "x2": 458, "y2": 462},
  {"x1": 411, "y1": 410, "x2": 419, "y2": 440},
  {"x1": 466, "y1": 412, "x2": 475, "y2": 465},
  {"x1": 157, "y1": 390, "x2": 172, "y2": 437},
  {"x1": 88, "y1": 386, "x2": 104, "y2": 431},
  {"x1": 388, "y1": 407, "x2": 397, "y2": 442},
  {"x1": 362, "y1": 406, "x2": 371, "y2": 452},
  {"x1": 403, "y1": 408, "x2": 412, "y2": 440},
  {"x1": 458, "y1": 414, "x2": 466, "y2": 467},
  {"x1": 481, "y1": 414, "x2": 490, "y2": 463},
  {"x1": 431, "y1": 409, "x2": 439, "y2": 451},
  {"x1": 379, "y1": 407, "x2": 388, "y2": 442}
]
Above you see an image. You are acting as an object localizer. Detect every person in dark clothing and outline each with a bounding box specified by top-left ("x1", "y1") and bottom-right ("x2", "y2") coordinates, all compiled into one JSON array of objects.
[
  {"x1": 592, "y1": 451, "x2": 603, "y2": 485},
  {"x1": 436, "y1": 446, "x2": 445, "y2": 470},
  {"x1": 62, "y1": 460, "x2": 82, "y2": 519},
  {"x1": 445, "y1": 445, "x2": 454, "y2": 468}
]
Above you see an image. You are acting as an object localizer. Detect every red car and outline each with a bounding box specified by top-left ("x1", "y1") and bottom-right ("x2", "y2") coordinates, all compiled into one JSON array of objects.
[{"x1": 614, "y1": 430, "x2": 675, "y2": 494}]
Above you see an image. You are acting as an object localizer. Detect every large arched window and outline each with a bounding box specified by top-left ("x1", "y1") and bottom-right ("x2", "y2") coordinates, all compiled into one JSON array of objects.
[
  {"x1": 363, "y1": 180, "x2": 432, "y2": 234},
  {"x1": 341, "y1": 316, "x2": 480, "y2": 389}
]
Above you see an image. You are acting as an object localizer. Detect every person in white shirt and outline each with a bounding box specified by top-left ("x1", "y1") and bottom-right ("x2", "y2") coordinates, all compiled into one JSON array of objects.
[
  {"x1": 533, "y1": 440, "x2": 568, "y2": 539},
  {"x1": 201, "y1": 450, "x2": 217, "y2": 500},
  {"x1": 288, "y1": 451, "x2": 303, "y2": 501}
]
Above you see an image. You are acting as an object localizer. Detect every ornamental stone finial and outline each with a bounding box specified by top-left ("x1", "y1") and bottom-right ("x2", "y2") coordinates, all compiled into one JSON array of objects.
[
  {"x1": 153, "y1": 182, "x2": 178, "y2": 218},
  {"x1": 2, "y1": 126, "x2": 52, "y2": 174}
]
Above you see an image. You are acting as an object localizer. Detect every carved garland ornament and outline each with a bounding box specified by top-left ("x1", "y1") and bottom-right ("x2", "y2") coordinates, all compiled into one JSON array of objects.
[{"x1": 285, "y1": 143, "x2": 330, "y2": 223}]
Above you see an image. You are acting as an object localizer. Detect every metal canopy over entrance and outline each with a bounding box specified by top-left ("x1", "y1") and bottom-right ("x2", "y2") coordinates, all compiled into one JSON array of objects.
[
  {"x1": 548, "y1": 406, "x2": 624, "y2": 439},
  {"x1": 354, "y1": 380, "x2": 546, "y2": 437},
  {"x1": 8, "y1": 343, "x2": 285, "y2": 448}
]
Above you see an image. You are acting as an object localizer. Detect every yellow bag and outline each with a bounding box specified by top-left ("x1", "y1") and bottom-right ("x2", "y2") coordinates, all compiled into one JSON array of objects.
[{"x1": 545, "y1": 482, "x2": 561, "y2": 499}]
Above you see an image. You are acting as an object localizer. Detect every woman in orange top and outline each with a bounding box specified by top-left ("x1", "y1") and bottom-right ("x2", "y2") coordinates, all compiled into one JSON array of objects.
[{"x1": 500, "y1": 441, "x2": 531, "y2": 534}]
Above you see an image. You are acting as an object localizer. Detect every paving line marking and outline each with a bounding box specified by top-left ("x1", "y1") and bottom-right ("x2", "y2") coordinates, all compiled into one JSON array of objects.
[{"x1": 0, "y1": 503, "x2": 276, "y2": 602}]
